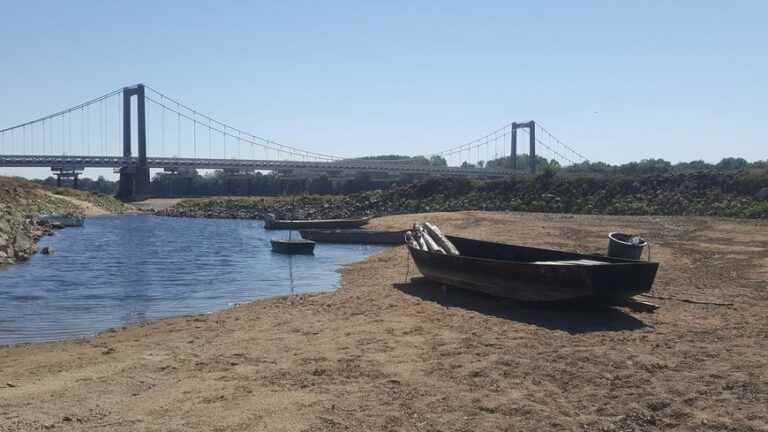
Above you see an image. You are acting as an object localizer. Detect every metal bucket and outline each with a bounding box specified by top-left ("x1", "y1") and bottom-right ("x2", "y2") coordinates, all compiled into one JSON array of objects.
[{"x1": 607, "y1": 232, "x2": 647, "y2": 260}]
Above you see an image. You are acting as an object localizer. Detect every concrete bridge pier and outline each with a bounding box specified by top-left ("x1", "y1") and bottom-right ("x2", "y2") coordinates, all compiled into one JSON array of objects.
[
  {"x1": 117, "y1": 84, "x2": 150, "y2": 201},
  {"x1": 52, "y1": 167, "x2": 83, "y2": 189},
  {"x1": 117, "y1": 167, "x2": 136, "y2": 199}
]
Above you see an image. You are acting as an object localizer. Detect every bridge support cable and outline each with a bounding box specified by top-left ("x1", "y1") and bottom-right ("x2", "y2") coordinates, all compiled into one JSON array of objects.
[
  {"x1": 143, "y1": 85, "x2": 341, "y2": 163},
  {"x1": 0, "y1": 88, "x2": 124, "y2": 159},
  {"x1": 0, "y1": 88, "x2": 123, "y2": 159},
  {"x1": 426, "y1": 120, "x2": 589, "y2": 173},
  {"x1": 535, "y1": 122, "x2": 589, "y2": 165}
]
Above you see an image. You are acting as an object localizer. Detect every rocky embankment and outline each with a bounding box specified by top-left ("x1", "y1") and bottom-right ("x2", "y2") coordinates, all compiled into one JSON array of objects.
[
  {"x1": 159, "y1": 170, "x2": 768, "y2": 220},
  {"x1": 0, "y1": 177, "x2": 133, "y2": 267}
]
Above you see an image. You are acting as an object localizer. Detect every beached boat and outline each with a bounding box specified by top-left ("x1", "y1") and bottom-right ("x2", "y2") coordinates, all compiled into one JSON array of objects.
[
  {"x1": 299, "y1": 229, "x2": 406, "y2": 245},
  {"x1": 263, "y1": 214, "x2": 371, "y2": 230},
  {"x1": 39, "y1": 213, "x2": 84, "y2": 228},
  {"x1": 270, "y1": 238, "x2": 316, "y2": 254},
  {"x1": 407, "y1": 235, "x2": 659, "y2": 303}
]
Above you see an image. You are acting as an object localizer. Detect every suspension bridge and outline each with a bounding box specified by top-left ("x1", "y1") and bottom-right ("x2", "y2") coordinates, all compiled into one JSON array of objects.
[{"x1": 0, "y1": 84, "x2": 588, "y2": 199}]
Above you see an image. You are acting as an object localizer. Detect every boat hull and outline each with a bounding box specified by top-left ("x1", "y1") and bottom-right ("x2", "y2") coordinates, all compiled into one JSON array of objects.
[
  {"x1": 264, "y1": 216, "x2": 371, "y2": 230},
  {"x1": 270, "y1": 239, "x2": 316, "y2": 255},
  {"x1": 299, "y1": 229, "x2": 406, "y2": 245},
  {"x1": 408, "y1": 235, "x2": 659, "y2": 303},
  {"x1": 39, "y1": 213, "x2": 84, "y2": 228}
]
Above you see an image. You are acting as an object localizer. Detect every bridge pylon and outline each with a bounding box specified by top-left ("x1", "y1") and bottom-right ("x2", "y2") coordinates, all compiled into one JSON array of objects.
[
  {"x1": 510, "y1": 121, "x2": 536, "y2": 174},
  {"x1": 116, "y1": 84, "x2": 150, "y2": 201}
]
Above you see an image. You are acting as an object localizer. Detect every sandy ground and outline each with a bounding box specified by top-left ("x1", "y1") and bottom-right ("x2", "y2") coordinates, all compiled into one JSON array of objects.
[
  {"x1": 43, "y1": 192, "x2": 111, "y2": 218},
  {"x1": 1, "y1": 211, "x2": 767, "y2": 431},
  {"x1": 131, "y1": 198, "x2": 183, "y2": 211}
]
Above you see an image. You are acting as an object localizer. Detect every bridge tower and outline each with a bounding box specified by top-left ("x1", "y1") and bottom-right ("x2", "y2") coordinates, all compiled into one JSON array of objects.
[
  {"x1": 116, "y1": 84, "x2": 150, "y2": 200},
  {"x1": 510, "y1": 121, "x2": 536, "y2": 173}
]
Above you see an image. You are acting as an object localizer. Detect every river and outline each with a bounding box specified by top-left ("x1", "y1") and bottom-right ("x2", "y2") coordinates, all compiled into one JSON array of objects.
[{"x1": 0, "y1": 215, "x2": 388, "y2": 346}]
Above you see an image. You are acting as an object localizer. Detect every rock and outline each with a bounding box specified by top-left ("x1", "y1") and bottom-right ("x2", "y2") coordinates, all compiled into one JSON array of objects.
[
  {"x1": 0, "y1": 218, "x2": 10, "y2": 235},
  {"x1": 6, "y1": 382, "x2": 17, "y2": 388},
  {"x1": 12, "y1": 231, "x2": 36, "y2": 261},
  {"x1": 755, "y1": 188, "x2": 768, "y2": 200},
  {"x1": 41, "y1": 246, "x2": 54, "y2": 255}
]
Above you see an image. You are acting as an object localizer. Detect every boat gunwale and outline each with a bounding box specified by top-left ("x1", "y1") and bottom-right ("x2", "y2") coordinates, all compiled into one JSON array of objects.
[
  {"x1": 409, "y1": 235, "x2": 658, "y2": 268},
  {"x1": 267, "y1": 215, "x2": 373, "y2": 224}
]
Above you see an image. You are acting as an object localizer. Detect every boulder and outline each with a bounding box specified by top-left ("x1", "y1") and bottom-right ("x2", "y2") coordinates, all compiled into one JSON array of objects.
[
  {"x1": 12, "y1": 231, "x2": 36, "y2": 261},
  {"x1": 0, "y1": 217, "x2": 10, "y2": 235},
  {"x1": 755, "y1": 188, "x2": 768, "y2": 201}
]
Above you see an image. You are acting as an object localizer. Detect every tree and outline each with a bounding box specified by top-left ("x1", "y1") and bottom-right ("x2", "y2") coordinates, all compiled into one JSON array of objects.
[
  {"x1": 429, "y1": 155, "x2": 447, "y2": 166},
  {"x1": 341, "y1": 172, "x2": 373, "y2": 194},
  {"x1": 716, "y1": 157, "x2": 749, "y2": 170},
  {"x1": 675, "y1": 160, "x2": 712, "y2": 171},
  {"x1": 410, "y1": 156, "x2": 430, "y2": 166},
  {"x1": 308, "y1": 175, "x2": 333, "y2": 195}
]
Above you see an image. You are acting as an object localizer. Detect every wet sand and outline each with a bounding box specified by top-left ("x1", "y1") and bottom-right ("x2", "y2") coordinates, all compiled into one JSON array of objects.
[{"x1": 1, "y1": 211, "x2": 767, "y2": 431}]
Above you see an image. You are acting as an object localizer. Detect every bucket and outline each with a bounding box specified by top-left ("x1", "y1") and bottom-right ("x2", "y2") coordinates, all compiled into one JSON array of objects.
[{"x1": 607, "y1": 232, "x2": 647, "y2": 260}]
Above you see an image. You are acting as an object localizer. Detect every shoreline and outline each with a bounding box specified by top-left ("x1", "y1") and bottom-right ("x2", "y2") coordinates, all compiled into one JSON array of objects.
[
  {"x1": 2, "y1": 211, "x2": 767, "y2": 431},
  {"x1": 0, "y1": 179, "x2": 140, "y2": 269}
]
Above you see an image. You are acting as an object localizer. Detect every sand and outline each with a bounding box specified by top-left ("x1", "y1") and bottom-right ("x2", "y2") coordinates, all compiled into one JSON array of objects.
[
  {"x1": 1, "y1": 211, "x2": 767, "y2": 431},
  {"x1": 42, "y1": 192, "x2": 111, "y2": 217}
]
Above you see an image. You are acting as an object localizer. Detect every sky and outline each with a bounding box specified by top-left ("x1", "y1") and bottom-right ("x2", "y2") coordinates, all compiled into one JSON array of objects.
[{"x1": 1, "y1": 0, "x2": 766, "y2": 179}]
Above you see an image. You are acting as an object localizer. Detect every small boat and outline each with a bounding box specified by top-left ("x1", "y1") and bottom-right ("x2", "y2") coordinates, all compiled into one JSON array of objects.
[
  {"x1": 299, "y1": 229, "x2": 407, "y2": 245},
  {"x1": 271, "y1": 238, "x2": 316, "y2": 255},
  {"x1": 263, "y1": 214, "x2": 372, "y2": 230},
  {"x1": 39, "y1": 213, "x2": 84, "y2": 228},
  {"x1": 407, "y1": 235, "x2": 659, "y2": 303}
]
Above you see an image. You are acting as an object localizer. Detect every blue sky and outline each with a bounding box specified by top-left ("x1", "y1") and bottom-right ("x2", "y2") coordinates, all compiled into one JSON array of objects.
[{"x1": 1, "y1": 1, "x2": 766, "y2": 178}]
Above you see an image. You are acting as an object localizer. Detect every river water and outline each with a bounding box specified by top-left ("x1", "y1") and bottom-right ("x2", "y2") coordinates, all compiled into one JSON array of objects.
[{"x1": 0, "y1": 215, "x2": 387, "y2": 346}]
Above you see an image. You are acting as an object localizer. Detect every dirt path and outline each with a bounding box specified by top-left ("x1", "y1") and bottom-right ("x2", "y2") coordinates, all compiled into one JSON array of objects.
[
  {"x1": 131, "y1": 198, "x2": 183, "y2": 211},
  {"x1": 43, "y1": 192, "x2": 110, "y2": 217},
  {"x1": 1, "y1": 211, "x2": 767, "y2": 431}
]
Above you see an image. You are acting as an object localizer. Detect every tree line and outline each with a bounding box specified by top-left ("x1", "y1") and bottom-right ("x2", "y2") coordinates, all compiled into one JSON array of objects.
[{"x1": 33, "y1": 155, "x2": 768, "y2": 197}]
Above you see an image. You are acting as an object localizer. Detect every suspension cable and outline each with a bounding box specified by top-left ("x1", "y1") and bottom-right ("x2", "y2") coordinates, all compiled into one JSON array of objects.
[
  {"x1": 144, "y1": 85, "x2": 340, "y2": 161},
  {"x1": 0, "y1": 88, "x2": 122, "y2": 134}
]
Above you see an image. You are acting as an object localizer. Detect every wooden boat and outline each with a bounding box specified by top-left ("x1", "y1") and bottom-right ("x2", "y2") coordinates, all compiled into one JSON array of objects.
[
  {"x1": 299, "y1": 229, "x2": 407, "y2": 245},
  {"x1": 407, "y1": 235, "x2": 659, "y2": 303},
  {"x1": 263, "y1": 214, "x2": 372, "y2": 230},
  {"x1": 270, "y1": 238, "x2": 316, "y2": 255},
  {"x1": 39, "y1": 213, "x2": 84, "y2": 228}
]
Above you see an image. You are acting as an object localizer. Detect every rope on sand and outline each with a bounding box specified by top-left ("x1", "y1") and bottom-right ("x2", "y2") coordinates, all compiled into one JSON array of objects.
[{"x1": 639, "y1": 294, "x2": 734, "y2": 307}]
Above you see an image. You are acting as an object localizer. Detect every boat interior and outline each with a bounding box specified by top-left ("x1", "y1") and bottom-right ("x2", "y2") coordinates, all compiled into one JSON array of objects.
[{"x1": 446, "y1": 236, "x2": 642, "y2": 265}]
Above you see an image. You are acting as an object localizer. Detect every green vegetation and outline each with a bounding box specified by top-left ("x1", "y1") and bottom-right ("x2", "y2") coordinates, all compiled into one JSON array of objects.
[{"x1": 47, "y1": 187, "x2": 135, "y2": 213}]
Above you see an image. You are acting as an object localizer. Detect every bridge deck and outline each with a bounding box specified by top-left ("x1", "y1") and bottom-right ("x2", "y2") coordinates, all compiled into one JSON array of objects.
[{"x1": 0, "y1": 155, "x2": 514, "y2": 178}]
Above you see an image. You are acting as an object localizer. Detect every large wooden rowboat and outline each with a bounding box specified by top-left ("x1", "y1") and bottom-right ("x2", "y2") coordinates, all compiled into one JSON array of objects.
[
  {"x1": 264, "y1": 214, "x2": 372, "y2": 230},
  {"x1": 407, "y1": 235, "x2": 659, "y2": 303},
  {"x1": 299, "y1": 229, "x2": 407, "y2": 245}
]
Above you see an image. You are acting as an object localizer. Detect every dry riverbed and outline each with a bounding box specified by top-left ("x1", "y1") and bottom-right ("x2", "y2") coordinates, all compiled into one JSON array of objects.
[{"x1": 1, "y1": 211, "x2": 767, "y2": 431}]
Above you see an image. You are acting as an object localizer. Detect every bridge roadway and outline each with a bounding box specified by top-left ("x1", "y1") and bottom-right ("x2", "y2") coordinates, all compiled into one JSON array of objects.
[{"x1": 0, "y1": 154, "x2": 513, "y2": 178}]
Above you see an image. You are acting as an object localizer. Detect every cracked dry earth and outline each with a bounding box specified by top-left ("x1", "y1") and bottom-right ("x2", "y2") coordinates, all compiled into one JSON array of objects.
[{"x1": 1, "y1": 211, "x2": 767, "y2": 431}]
